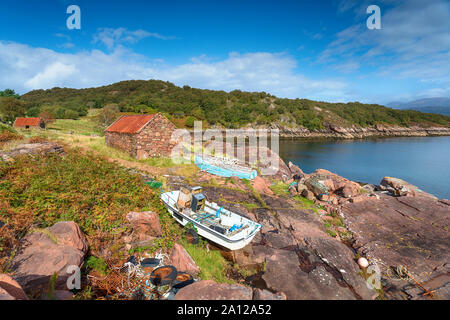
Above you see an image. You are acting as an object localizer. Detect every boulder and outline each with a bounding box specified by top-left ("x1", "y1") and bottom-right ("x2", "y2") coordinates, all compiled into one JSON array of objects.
[
  {"x1": 296, "y1": 183, "x2": 307, "y2": 194},
  {"x1": 0, "y1": 274, "x2": 28, "y2": 300},
  {"x1": 174, "y1": 280, "x2": 253, "y2": 300},
  {"x1": 361, "y1": 184, "x2": 376, "y2": 193},
  {"x1": 308, "y1": 169, "x2": 361, "y2": 197},
  {"x1": 379, "y1": 177, "x2": 437, "y2": 200},
  {"x1": 304, "y1": 177, "x2": 328, "y2": 196},
  {"x1": 11, "y1": 221, "x2": 88, "y2": 292},
  {"x1": 126, "y1": 211, "x2": 162, "y2": 247},
  {"x1": 253, "y1": 288, "x2": 286, "y2": 300},
  {"x1": 288, "y1": 161, "x2": 304, "y2": 177},
  {"x1": 341, "y1": 182, "x2": 360, "y2": 198},
  {"x1": 288, "y1": 184, "x2": 298, "y2": 195},
  {"x1": 0, "y1": 288, "x2": 14, "y2": 300},
  {"x1": 301, "y1": 189, "x2": 315, "y2": 201},
  {"x1": 251, "y1": 176, "x2": 274, "y2": 196},
  {"x1": 322, "y1": 179, "x2": 335, "y2": 191},
  {"x1": 169, "y1": 243, "x2": 200, "y2": 276}
]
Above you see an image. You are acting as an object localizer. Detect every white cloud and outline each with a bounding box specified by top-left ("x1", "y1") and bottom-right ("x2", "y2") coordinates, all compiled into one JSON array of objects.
[
  {"x1": 92, "y1": 27, "x2": 175, "y2": 49},
  {"x1": 323, "y1": 0, "x2": 450, "y2": 84},
  {"x1": 25, "y1": 62, "x2": 77, "y2": 89},
  {"x1": 0, "y1": 41, "x2": 350, "y2": 102}
]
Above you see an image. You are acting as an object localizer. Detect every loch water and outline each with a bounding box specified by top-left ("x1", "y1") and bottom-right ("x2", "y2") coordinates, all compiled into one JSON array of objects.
[{"x1": 279, "y1": 136, "x2": 450, "y2": 200}]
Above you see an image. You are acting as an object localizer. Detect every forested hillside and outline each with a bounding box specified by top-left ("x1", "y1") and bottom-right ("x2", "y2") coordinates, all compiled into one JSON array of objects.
[{"x1": 4, "y1": 80, "x2": 450, "y2": 129}]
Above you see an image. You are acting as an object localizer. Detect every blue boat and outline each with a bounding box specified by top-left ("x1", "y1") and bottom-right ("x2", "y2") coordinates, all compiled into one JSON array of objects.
[{"x1": 194, "y1": 155, "x2": 258, "y2": 180}]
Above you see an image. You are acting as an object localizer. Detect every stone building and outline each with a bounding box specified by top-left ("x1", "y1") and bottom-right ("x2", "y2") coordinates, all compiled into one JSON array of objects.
[
  {"x1": 105, "y1": 113, "x2": 178, "y2": 159},
  {"x1": 13, "y1": 117, "x2": 45, "y2": 129}
]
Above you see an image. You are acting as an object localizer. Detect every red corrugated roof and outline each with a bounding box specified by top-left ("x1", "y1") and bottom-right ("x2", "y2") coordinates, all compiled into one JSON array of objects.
[
  {"x1": 105, "y1": 114, "x2": 156, "y2": 134},
  {"x1": 14, "y1": 117, "x2": 42, "y2": 127}
]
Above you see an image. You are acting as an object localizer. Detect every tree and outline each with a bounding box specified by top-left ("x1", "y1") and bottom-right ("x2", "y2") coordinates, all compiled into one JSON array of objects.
[
  {"x1": 0, "y1": 97, "x2": 26, "y2": 123},
  {"x1": 64, "y1": 109, "x2": 79, "y2": 120},
  {"x1": 96, "y1": 104, "x2": 120, "y2": 128},
  {"x1": 0, "y1": 89, "x2": 20, "y2": 99},
  {"x1": 38, "y1": 111, "x2": 55, "y2": 127},
  {"x1": 27, "y1": 106, "x2": 41, "y2": 117},
  {"x1": 185, "y1": 116, "x2": 196, "y2": 128}
]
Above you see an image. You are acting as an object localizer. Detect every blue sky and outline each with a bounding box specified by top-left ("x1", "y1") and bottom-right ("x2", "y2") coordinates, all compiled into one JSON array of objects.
[{"x1": 1, "y1": 0, "x2": 449, "y2": 104}]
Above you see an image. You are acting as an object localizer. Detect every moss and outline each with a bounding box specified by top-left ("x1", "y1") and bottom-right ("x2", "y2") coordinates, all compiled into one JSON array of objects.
[
  {"x1": 269, "y1": 181, "x2": 289, "y2": 196},
  {"x1": 326, "y1": 229, "x2": 337, "y2": 237},
  {"x1": 31, "y1": 228, "x2": 59, "y2": 244}
]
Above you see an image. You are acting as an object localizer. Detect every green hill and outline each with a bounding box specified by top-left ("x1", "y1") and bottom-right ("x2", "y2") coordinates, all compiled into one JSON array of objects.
[{"x1": 16, "y1": 80, "x2": 450, "y2": 130}]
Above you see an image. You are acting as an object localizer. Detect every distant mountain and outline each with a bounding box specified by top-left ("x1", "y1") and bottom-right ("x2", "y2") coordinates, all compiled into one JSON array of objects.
[{"x1": 387, "y1": 98, "x2": 450, "y2": 116}]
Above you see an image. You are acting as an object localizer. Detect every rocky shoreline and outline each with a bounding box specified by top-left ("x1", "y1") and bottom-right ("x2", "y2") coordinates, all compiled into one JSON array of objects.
[
  {"x1": 190, "y1": 124, "x2": 450, "y2": 140},
  {"x1": 1, "y1": 142, "x2": 448, "y2": 300},
  {"x1": 278, "y1": 124, "x2": 450, "y2": 139}
]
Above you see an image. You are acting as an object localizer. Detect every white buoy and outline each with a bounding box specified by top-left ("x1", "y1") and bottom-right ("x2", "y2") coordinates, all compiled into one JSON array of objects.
[{"x1": 358, "y1": 257, "x2": 369, "y2": 268}]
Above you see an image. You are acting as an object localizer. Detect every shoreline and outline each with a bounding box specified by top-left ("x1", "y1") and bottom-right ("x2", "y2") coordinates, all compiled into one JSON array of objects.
[
  {"x1": 188, "y1": 125, "x2": 450, "y2": 141},
  {"x1": 277, "y1": 125, "x2": 450, "y2": 140}
]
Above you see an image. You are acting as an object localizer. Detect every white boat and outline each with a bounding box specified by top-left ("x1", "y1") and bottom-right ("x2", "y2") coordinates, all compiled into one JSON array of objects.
[{"x1": 160, "y1": 186, "x2": 262, "y2": 251}]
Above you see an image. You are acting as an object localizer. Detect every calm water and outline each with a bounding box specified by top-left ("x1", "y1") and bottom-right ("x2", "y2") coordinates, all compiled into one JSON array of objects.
[{"x1": 279, "y1": 136, "x2": 450, "y2": 200}]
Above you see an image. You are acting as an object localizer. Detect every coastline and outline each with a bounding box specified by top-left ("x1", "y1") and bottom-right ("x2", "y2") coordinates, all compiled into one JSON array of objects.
[
  {"x1": 277, "y1": 124, "x2": 450, "y2": 139},
  {"x1": 189, "y1": 125, "x2": 450, "y2": 140}
]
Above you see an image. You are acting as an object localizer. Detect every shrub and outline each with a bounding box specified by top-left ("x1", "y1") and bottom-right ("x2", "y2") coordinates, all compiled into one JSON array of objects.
[
  {"x1": 185, "y1": 116, "x2": 196, "y2": 128},
  {"x1": 0, "y1": 149, "x2": 180, "y2": 269}
]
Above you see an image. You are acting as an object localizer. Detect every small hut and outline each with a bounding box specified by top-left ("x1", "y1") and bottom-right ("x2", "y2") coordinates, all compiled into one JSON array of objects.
[{"x1": 105, "y1": 113, "x2": 178, "y2": 159}]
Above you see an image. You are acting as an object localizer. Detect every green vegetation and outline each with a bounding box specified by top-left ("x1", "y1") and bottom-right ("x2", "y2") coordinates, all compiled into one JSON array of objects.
[
  {"x1": 0, "y1": 97, "x2": 26, "y2": 123},
  {"x1": 9, "y1": 80, "x2": 448, "y2": 129},
  {"x1": 292, "y1": 195, "x2": 324, "y2": 213},
  {"x1": 48, "y1": 116, "x2": 104, "y2": 136},
  {"x1": 0, "y1": 89, "x2": 20, "y2": 99},
  {"x1": 180, "y1": 237, "x2": 235, "y2": 284},
  {"x1": 85, "y1": 256, "x2": 109, "y2": 276},
  {"x1": 270, "y1": 181, "x2": 289, "y2": 196},
  {"x1": 0, "y1": 148, "x2": 180, "y2": 270}
]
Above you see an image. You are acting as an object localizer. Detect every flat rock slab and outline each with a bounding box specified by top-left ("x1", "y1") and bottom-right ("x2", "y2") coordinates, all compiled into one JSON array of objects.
[
  {"x1": 175, "y1": 280, "x2": 253, "y2": 300},
  {"x1": 0, "y1": 143, "x2": 64, "y2": 161},
  {"x1": 341, "y1": 195, "x2": 450, "y2": 299},
  {"x1": 260, "y1": 246, "x2": 357, "y2": 300}
]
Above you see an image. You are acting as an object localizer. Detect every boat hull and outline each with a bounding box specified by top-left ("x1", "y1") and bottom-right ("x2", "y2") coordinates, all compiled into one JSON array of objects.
[{"x1": 161, "y1": 193, "x2": 260, "y2": 251}]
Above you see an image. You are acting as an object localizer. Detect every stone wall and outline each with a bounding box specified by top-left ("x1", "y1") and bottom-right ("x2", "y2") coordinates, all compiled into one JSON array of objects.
[
  {"x1": 105, "y1": 131, "x2": 137, "y2": 157},
  {"x1": 136, "y1": 113, "x2": 178, "y2": 159}
]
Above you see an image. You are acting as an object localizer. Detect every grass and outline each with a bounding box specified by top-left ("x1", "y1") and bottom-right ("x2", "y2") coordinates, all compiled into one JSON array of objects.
[
  {"x1": 47, "y1": 109, "x2": 104, "y2": 136},
  {"x1": 242, "y1": 179, "x2": 269, "y2": 209},
  {"x1": 180, "y1": 238, "x2": 235, "y2": 284},
  {"x1": 269, "y1": 181, "x2": 289, "y2": 196},
  {"x1": 292, "y1": 195, "x2": 324, "y2": 213},
  {"x1": 15, "y1": 117, "x2": 200, "y2": 183}
]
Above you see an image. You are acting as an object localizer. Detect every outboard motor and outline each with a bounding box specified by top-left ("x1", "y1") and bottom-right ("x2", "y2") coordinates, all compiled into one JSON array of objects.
[{"x1": 190, "y1": 186, "x2": 205, "y2": 212}]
